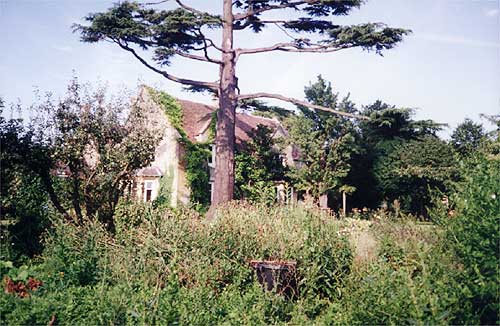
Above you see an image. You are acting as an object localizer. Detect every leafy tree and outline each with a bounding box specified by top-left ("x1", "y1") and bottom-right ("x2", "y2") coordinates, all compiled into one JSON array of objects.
[
  {"x1": 12, "y1": 78, "x2": 160, "y2": 227},
  {"x1": 481, "y1": 113, "x2": 500, "y2": 136},
  {"x1": 235, "y1": 125, "x2": 286, "y2": 203},
  {"x1": 286, "y1": 76, "x2": 357, "y2": 205},
  {"x1": 359, "y1": 101, "x2": 443, "y2": 143},
  {"x1": 437, "y1": 152, "x2": 500, "y2": 324},
  {"x1": 75, "y1": 0, "x2": 409, "y2": 209},
  {"x1": 374, "y1": 135, "x2": 459, "y2": 216},
  {"x1": 347, "y1": 101, "x2": 446, "y2": 209},
  {"x1": 0, "y1": 99, "x2": 52, "y2": 260},
  {"x1": 450, "y1": 118, "x2": 485, "y2": 157},
  {"x1": 475, "y1": 114, "x2": 500, "y2": 160}
]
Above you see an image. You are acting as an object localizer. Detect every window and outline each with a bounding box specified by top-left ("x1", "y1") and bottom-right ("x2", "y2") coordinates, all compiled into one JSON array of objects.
[
  {"x1": 279, "y1": 154, "x2": 287, "y2": 167},
  {"x1": 209, "y1": 181, "x2": 214, "y2": 203},
  {"x1": 56, "y1": 168, "x2": 68, "y2": 178},
  {"x1": 208, "y1": 144, "x2": 216, "y2": 168},
  {"x1": 145, "y1": 181, "x2": 153, "y2": 202}
]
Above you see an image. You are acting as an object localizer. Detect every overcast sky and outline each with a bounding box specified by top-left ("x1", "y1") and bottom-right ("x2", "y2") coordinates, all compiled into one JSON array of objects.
[{"x1": 1, "y1": 0, "x2": 499, "y2": 137}]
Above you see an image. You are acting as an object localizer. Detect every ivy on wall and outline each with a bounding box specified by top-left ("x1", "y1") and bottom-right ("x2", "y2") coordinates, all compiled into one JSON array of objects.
[
  {"x1": 146, "y1": 87, "x2": 186, "y2": 137},
  {"x1": 154, "y1": 165, "x2": 174, "y2": 209},
  {"x1": 234, "y1": 125, "x2": 287, "y2": 205},
  {"x1": 147, "y1": 87, "x2": 212, "y2": 208},
  {"x1": 209, "y1": 110, "x2": 218, "y2": 141},
  {"x1": 181, "y1": 140, "x2": 211, "y2": 206}
]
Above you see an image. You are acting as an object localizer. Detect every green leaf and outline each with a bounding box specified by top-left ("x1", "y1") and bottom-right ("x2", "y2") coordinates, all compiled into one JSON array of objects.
[{"x1": 15, "y1": 269, "x2": 29, "y2": 282}]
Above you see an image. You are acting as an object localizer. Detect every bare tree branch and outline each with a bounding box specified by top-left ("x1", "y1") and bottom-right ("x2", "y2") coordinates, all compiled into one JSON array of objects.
[
  {"x1": 274, "y1": 22, "x2": 297, "y2": 40},
  {"x1": 234, "y1": 0, "x2": 320, "y2": 21},
  {"x1": 141, "y1": 0, "x2": 169, "y2": 5},
  {"x1": 143, "y1": 0, "x2": 210, "y2": 16},
  {"x1": 174, "y1": 49, "x2": 222, "y2": 64},
  {"x1": 238, "y1": 93, "x2": 368, "y2": 120},
  {"x1": 193, "y1": 27, "x2": 225, "y2": 60},
  {"x1": 205, "y1": 37, "x2": 225, "y2": 52},
  {"x1": 188, "y1": 33, "x2": 224, "y2": 53},
  {"x1": 205, "y1": 37, "x2": 224, "y2": 52},
  {"x1": 175, "y1": 0, "x2": 208, "y2": 15},
  {"x1": 235, "y1": 42, "x2": 347, "y2": 61},
  {"x1": 116, "y1": 41, "x2": 218, "y2": 90},
  {"x1": 258, "y1": 20, "x2": 289, "y2": 24}
]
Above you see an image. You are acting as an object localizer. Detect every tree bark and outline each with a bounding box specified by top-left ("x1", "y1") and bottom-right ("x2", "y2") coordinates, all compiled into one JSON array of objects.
[{"x1": 211, "y1": 0, "x2": 237, "y2": 208}]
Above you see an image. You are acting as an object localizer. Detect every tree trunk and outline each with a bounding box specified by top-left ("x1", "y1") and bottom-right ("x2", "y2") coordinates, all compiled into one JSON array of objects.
[
  {"x1": 69, "y1": 165, "x2": 84, "y2": 224},
  {"x1": 39, "y1": 172, "x2": 72, "y2": 223},
  {"x1": 211, "y1": 0, "x2": 237, "y2": 208}
]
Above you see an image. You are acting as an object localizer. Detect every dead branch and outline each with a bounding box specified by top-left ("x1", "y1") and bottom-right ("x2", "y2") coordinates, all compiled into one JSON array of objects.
[
  {"x1": 238, "y1": 92, "x2": 368, "y2": 120},
  {"x1": 116, "y1": 41, "x2": 218, "y2": 91}
]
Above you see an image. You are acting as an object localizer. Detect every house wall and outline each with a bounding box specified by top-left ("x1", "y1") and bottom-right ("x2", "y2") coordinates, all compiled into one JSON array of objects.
[
  {"x1": 153, "y1": 126, "x2": 185, "y2": 206},
  {"x1": 175, "y1": 145, "x2": 191, "y2": 205},
  {"x1": 135, "y1": 87, "x2": 190, "y2": 207}
]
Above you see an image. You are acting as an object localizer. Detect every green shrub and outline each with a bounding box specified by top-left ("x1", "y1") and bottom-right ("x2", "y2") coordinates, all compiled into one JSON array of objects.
[
  {"x1": 327, "y1": 254, "x2": 462, "y2": 325},
  {"x1": 41, "y1": 220, "x2": 110, "y2": 288},
  {"x1": 0, "y1": 285, "x2": 130, "y2": 325},
  {"x1": 113, "y1": 199, "x2": 152, "y2": 234},
  {"x1": 442, "y1": 155, "x2": 500, "y2": 324},
  {"x1": 1, "y1": 203, "x2": 353, "y2": 325},
  {"x1": 1, "y1": 193, "x2": 498, "y2": 325},
  {"x1": 327, "y1": 217, "x2": 463, "y2": 325}
]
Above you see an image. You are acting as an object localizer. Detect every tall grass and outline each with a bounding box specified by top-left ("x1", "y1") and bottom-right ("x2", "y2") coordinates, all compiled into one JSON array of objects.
[
  {"x1": 1, "y1": 160, "x2": 498, "y2": 326},
  {"x1": 2, "y1": 204, "x2": 353, "y2": 325}
]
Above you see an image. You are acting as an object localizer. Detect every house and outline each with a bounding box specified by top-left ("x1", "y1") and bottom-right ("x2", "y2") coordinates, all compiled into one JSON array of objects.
[{"x1": 132, "y1": 86, "x2": 296, "y2": 206}]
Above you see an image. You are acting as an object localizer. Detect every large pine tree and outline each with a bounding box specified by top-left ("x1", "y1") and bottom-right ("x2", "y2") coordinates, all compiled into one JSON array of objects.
[{"x1": 75, "y1": 0, "x2": 409, "y2": 209}]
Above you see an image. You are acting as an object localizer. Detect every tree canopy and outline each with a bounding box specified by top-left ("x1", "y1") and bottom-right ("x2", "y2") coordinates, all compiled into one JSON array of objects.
[
  {"x1": 285, "y1": 76, "x2": 357, "y2": 204},
  {"x1": 451, "y1": 118, "x2": 485, "y2": 157},
  {"x1": 2, "y1": 78, "x2": 160, "y2": 227}
]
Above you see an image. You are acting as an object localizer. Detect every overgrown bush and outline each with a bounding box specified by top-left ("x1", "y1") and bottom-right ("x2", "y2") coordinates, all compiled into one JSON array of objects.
[
  {"x1": 1, "y1": 204, "x2": 352, "y2": 325},
  {"x1": 440, "y1": 154, "x2": 500, "y2": 324},
  {"x1": 1, "y1": 186, "x2": 498, "y2": 325},
  {"x1": 313, "y1": 214, "x2": 462, "y2": 325}
]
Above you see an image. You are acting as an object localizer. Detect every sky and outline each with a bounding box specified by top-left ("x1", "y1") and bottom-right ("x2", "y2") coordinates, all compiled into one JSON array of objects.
[{"x1": 0, "y1": 0, "x2": 499, "y2": 137}]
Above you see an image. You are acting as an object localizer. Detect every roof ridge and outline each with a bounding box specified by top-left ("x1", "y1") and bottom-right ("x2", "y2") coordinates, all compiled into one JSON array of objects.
[{"x1": 175, "y1": 98, "x2": 217, "y2": 110}]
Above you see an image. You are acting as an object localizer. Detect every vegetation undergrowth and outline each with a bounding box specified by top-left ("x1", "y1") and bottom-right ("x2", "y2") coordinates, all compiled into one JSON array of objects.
[
  {"x1": 2, "y1": 204, "x2": 353, "y2": 325},
  {"x1": 1, "y1": 154, "x2": 498, "y2": 325}
]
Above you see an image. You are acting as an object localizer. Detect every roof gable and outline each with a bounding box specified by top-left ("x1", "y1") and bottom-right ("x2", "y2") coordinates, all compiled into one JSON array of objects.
[{"x1": 177, "y1": 99, "x2": 284, "y2": 143}]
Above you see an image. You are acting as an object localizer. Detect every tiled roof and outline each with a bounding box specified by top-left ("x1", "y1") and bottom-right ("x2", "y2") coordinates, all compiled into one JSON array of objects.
[
  {"x1": 177, "y1": 99, "x2": 281, "y2": 144},
  {"x1": 136, "y1": 166, "x2": 163, "y2": 177},
  {"x1": 178, "y1": 99, "x2": 214, "y2": 142},
  {"x1": 235, "y1": 112, "x2": 280, "y2": 143}
]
